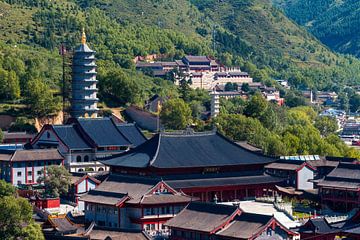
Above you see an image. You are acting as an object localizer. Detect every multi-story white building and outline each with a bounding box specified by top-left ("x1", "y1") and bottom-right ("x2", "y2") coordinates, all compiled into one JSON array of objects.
[{"x1": 0, "y1": 149, "x2": 64, "y2": 186}]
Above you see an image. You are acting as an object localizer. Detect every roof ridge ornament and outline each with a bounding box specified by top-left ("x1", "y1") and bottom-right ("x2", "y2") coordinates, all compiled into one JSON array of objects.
[{"x1": 81, "y1": 27, "x2": 86, "y2": 45}]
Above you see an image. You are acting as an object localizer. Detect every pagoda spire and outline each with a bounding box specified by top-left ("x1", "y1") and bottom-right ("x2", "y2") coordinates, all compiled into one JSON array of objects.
[{"x1": 81, "y1": 27, "x2": 86, "y2": 44}]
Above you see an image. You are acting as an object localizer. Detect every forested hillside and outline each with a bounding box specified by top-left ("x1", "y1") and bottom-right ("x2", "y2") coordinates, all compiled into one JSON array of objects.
[
  {"x1": 273, "y1": 0, "x2": 360, "y2": 57},
  {"x1": 1, "y1": 0, "x2": 360, "y2": 116}
]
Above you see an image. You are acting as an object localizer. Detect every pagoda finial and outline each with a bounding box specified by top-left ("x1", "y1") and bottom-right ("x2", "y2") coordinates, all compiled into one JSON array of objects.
[{"x1": 81, "y1": 27, "x2": 86, "y2": 44}]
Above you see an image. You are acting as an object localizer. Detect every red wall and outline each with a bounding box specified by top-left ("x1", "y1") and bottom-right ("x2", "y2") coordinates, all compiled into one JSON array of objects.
[{"x1": 35, "y1": 198, "x2": 60, "y2": 209}]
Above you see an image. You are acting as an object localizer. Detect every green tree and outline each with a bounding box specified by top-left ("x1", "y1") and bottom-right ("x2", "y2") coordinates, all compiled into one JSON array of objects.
[
  {"x1": 37, "y1": 165, "x2": 71, "y2": 198},
  {"x1": 241, "y1": 83, "x2": 250, "y2": 92},
  {"x1": 0, "y1": 69, "x2": 20, "y2": 100},
  {"x1": 0, "y1": 180, "x2": 44, "y2": 240},
  {"x1": 314, "y1": 116, "x2": 338, "y2": 136},
  {"x1": 0, "y1": 180, "x2": 15, "y2": 197},
  {"x1": 265, "y1": 135, "x2": 286, "y2": 156},
  {"x1": 160, "y1": 98, "x2": 192, "y2": 130},
  {"x1": 285, "y1": 91, "x2": 306, "y2": 107},
  {"x1": 244, "y1": 92, "x2": 268, "y2": 118},
  {"x1": 25, "y1": 78, "x2": 61, "y2": 117},
  {"x1": 349, "y1": 93, "x2": 360, "y2": 113},
  {"x1": 189, "y1": 100, "x2": 205, "y2": 119},
  {"x1": 338, "y1": 92, "x2": 349, "y2": 113}
]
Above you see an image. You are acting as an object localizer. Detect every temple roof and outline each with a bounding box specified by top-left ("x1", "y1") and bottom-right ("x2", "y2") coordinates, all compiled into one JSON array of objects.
[
  {"x1": 183, "y1": 55, "x2": 210, "y2": 63},
  {"x1": 80, "y1": 174, "x2": 192, "y2": 206},
  {"x1": 33, "y1": 118, "x2": 146, "y2": 150},
  {"x1": 85, "y1": 226, "x2": 149, "y2": 240},
  {"x1": 53, "y1": 125, "x2": 91, "y2": 150},
  {"x1": 115, "y1": 123, "x2": 147, "y2": 147},
  {"x1": 75, "y1": 43, "x2": 95, "y2": 53},
  {"x1": 215, "y1": 213, "x2": 273, "y2": 239},
  {"x1": 47, "y1": 215, "x2": 78, "y2": 234},
  {"x1": 0, "y1": 149, "x2": 63, "y2": 162},
  {"x1": 296, "y1": 218, "x2": 336, "y2": 234},
  {"x1": 101, "y1": 131, "x2": 276, "y2": 169},
  {"x1": 165, "y1": 202, "x2": 239, "y2": 233},
  {"x1": 76, "y1": 118, "x2": 131, "y2": 147},
  {"x1": 165, "y1": 173, "x2": 283, "y2": 189},
  {"x1": 317, "y1": 163, "x2": 360, "y2": 189}
]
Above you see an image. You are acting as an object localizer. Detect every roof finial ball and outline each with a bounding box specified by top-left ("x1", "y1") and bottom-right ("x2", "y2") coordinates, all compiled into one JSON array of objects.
[{"x1": 81, "y1": 27, "x2": 86, "y2": 45}]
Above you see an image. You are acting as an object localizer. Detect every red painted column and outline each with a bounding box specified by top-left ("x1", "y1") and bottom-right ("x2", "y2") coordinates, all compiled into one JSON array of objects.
[
  {"x1": 25, "y1": 162, "x2": 28, "y2": 184},
  {"x1": 32, "y1": 162, "x2": 35, "y2": 183}
]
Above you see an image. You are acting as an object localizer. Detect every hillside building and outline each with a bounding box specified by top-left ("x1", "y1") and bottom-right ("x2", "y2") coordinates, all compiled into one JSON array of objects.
[
  {"x1": 30, "y1": 118, "x2": 147, "y2": 173},
  {"x1": 135, "y1": 56, "x2": 253, "y2": 90},
  {"x1": 71, "y1": 29, "x2": 99, "y2": 118}
]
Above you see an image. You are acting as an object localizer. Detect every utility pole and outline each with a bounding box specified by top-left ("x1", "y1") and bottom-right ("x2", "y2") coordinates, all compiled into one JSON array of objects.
[{"x1": 60, "y1": 43, "x2": 67, "y2": 123}]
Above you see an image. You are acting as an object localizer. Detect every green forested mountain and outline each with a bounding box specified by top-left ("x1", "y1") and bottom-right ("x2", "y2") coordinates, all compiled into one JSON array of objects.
[
  {"x1": 1, "y1": 0, "x2": 360, "y2": 114},
  {"x1": 273, "y1": 0, "x2": 360, "y2": 57}
]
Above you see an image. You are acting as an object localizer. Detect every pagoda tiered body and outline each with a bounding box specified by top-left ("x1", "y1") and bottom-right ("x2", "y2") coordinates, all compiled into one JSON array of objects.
[{"x1": 71, "y1": 30, "x2": 99, "y2": 118}]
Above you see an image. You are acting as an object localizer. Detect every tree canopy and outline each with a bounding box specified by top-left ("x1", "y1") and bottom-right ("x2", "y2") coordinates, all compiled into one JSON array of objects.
[
  {"x1": 0, "y1": 180, "x2": 44, "y2": 240},
  {"x1": 37, "y1": 165, "x2": 71, "y2": 198},
  {"x1": 160, "y1": 98, "x2": 192, "y2": 130}
]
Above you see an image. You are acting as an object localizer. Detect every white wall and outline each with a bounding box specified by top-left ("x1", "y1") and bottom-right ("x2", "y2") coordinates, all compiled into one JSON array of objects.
[{"x1": 297, "y1": 166, "x2": 314, "y2": 190}]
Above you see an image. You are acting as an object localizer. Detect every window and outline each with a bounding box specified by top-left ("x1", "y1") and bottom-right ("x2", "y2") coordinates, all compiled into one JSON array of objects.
[
  {"x1": 78, "y1": 169, "x2": 84, "y2": 172},
  {"x1": 17, "y1": 180, "x2": 22, "y2": 185},
  {"x1": 17, "y1": 172, "x2": 22, "y2": 177},
  {"x1": 47, "y1": 132, "x2": 50, "y2": 139},
  {"x1": 37, "y1": 171, "x2": 42, "y2": 175},
  {"x1": 84, "y1": 155, "x2": 89, "y2": 162},
  {"x1": 144, "y1": 208, "x2": 151, "y2": 216},
  {"x1": 98, "y1": 167, "x2": 104, "y2": 171},
  {"x1": 76, "y1": 156, "x2": 82, "y2": 162},
  {"x1": 28, "y1": 171, "x2": 32, "y2": 176}
]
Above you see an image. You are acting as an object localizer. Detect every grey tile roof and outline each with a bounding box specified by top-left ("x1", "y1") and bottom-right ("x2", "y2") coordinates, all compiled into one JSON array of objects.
[
  {"x1": 317, "y1": 163, "x2": 360, "y2": 189},
  {"x1": 48, "y1": 216, "x2": 78, "y2": 234},
  {"x1": 13, "y1": 149, "x2": 63, "y2": 162},
  {"x1": 101, "y1": 131, "x2": 276, "y2": 169},
  {"x1": 80, "y1": 189, "x2": 128, "y2": 205},
  {"x1": 166, "y1": 174, "x2": 283, "y2": 189},
  {"x1": 53, "y1": 125, "x2": 92, "y2": 150},
  {"x1": 215, "y1": 213, "x2": 272, "y2": 239},
  {"x1": 0, "y1": 149, "x2": 64, "y2": 162},
  {"x1": 165, "y1": 202, "x2": 239, "y2": 233},
  {"x1": 86, "y1": 227, "x2": 149, "y2": 240},
  {"x1": 184, "y1": 56, "x2": 210, "y2": 63},
  {"x1": 298, "y1": 218, "x2": 335, "y2": 234},
  {"x1": 265, "y1": 162, "x2": 302, "y2": 171},
  {"x1": 77, "y1": 118, "x2": 131, "y2": 147},
  {"x1": 116, "y1": 123, "x2": 147, "y2": 147},
  {"x1": 81, "y1": 174, "x2": 192, "y2": 206}
]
